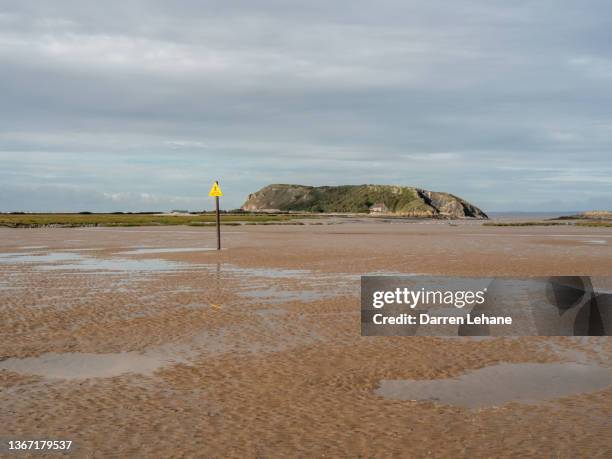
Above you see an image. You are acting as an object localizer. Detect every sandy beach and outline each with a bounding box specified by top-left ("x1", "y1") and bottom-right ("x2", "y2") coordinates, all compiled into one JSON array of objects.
[{"x1": 1, "y1": 221, "x2": 611, "y2": 457}]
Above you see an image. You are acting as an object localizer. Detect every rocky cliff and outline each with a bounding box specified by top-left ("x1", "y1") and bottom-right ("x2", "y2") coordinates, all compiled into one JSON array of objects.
[{"x1": 241, "y1": 184, "x2": 488, "y2": 219}]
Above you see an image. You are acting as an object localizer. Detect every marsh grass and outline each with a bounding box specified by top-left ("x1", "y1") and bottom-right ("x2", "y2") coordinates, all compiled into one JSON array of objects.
[{"x1": 0, "y1": 213, "x2": 302, "y2": 228}]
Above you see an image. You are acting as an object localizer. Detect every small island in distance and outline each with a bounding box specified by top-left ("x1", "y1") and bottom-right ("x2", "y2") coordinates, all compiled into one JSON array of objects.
[{"x1": 241, "y1": 184, "x2": 488, "y2": 219}]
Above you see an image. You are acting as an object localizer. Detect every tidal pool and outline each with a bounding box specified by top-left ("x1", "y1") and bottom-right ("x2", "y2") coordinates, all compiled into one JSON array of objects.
[
  {"x1": 375, "y1": 362, "x2": 612, "y2": 408},
  {"x1": 0, "y1": 317, "x2": 321, "y2": 380},
  {"x1": 0, "y1": 251, "x2": 208, "y2": 273},
  {"x1": 0, "y1": 252, "x2": 84, "y2": 264},
  {"x1": 119, "y1": 247, "x2": 218, "y2": 255},
  {"x1": 0, "y1": 351, "x2": 188, "y2": 379}
]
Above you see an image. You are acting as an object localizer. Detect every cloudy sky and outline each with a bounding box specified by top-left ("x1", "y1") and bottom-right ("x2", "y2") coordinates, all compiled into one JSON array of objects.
[{"x1": 1, "y1": 1, "x2": 611, "y2": 212}]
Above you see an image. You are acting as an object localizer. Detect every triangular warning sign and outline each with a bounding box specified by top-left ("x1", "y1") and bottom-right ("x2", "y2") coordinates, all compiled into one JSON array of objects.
[{"x1": 209, "y1": 182, "x2": 223, "y2": 197}]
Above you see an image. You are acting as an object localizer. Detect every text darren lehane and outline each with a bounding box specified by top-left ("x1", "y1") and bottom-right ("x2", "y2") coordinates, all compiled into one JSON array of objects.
[{"x1": 372, "y1": 313, "x2": 512, "y2": 325}]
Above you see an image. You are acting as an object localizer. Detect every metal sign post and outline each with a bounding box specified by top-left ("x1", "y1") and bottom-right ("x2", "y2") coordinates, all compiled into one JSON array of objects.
[{"x1": 208, "y1": 180, "x2": 223, "y2": 250}]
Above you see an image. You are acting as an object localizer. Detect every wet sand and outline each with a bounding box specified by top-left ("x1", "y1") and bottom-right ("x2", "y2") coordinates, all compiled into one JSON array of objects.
[{"x1": 1, "y1": 222, "x2": 611, "y2": 457}]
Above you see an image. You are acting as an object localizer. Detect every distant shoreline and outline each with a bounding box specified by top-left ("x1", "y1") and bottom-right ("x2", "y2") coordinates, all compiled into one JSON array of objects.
[{"x1": 1, "y1": 211, "x2": 612, "y2": 228}]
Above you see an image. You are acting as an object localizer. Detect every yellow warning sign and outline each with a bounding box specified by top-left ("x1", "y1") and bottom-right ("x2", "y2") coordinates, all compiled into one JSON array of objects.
[{"x1": 208, "y1": 182, "x2": 223, "y2": 197}]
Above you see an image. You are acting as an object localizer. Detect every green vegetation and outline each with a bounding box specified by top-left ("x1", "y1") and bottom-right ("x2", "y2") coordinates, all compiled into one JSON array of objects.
[
  {"x1": 576, "y1": 221, "x2": 612, "y2": 228},
  {"x1": 294, "y1": 185, "x2": 429, "y2": 213},
  {"x1": 0, "y1": 213, "x2": 302, "y2": 228},
  {"x1": 247, "y1": 184, "x2": 432, "y2": 213}
]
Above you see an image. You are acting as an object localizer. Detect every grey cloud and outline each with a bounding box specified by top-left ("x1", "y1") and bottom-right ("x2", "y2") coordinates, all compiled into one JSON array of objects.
[{"x1": 1, "y1": 1, "x2": 611, "y2": 212}]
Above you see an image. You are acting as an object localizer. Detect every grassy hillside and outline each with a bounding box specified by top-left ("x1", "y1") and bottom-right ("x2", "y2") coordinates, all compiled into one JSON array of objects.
[
  {"x1": 242, "y1": 184, "x2": 487, "y2": 218},
  {"x1": 285, "y1": 185, "x2": 431, "y2": 213}
]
